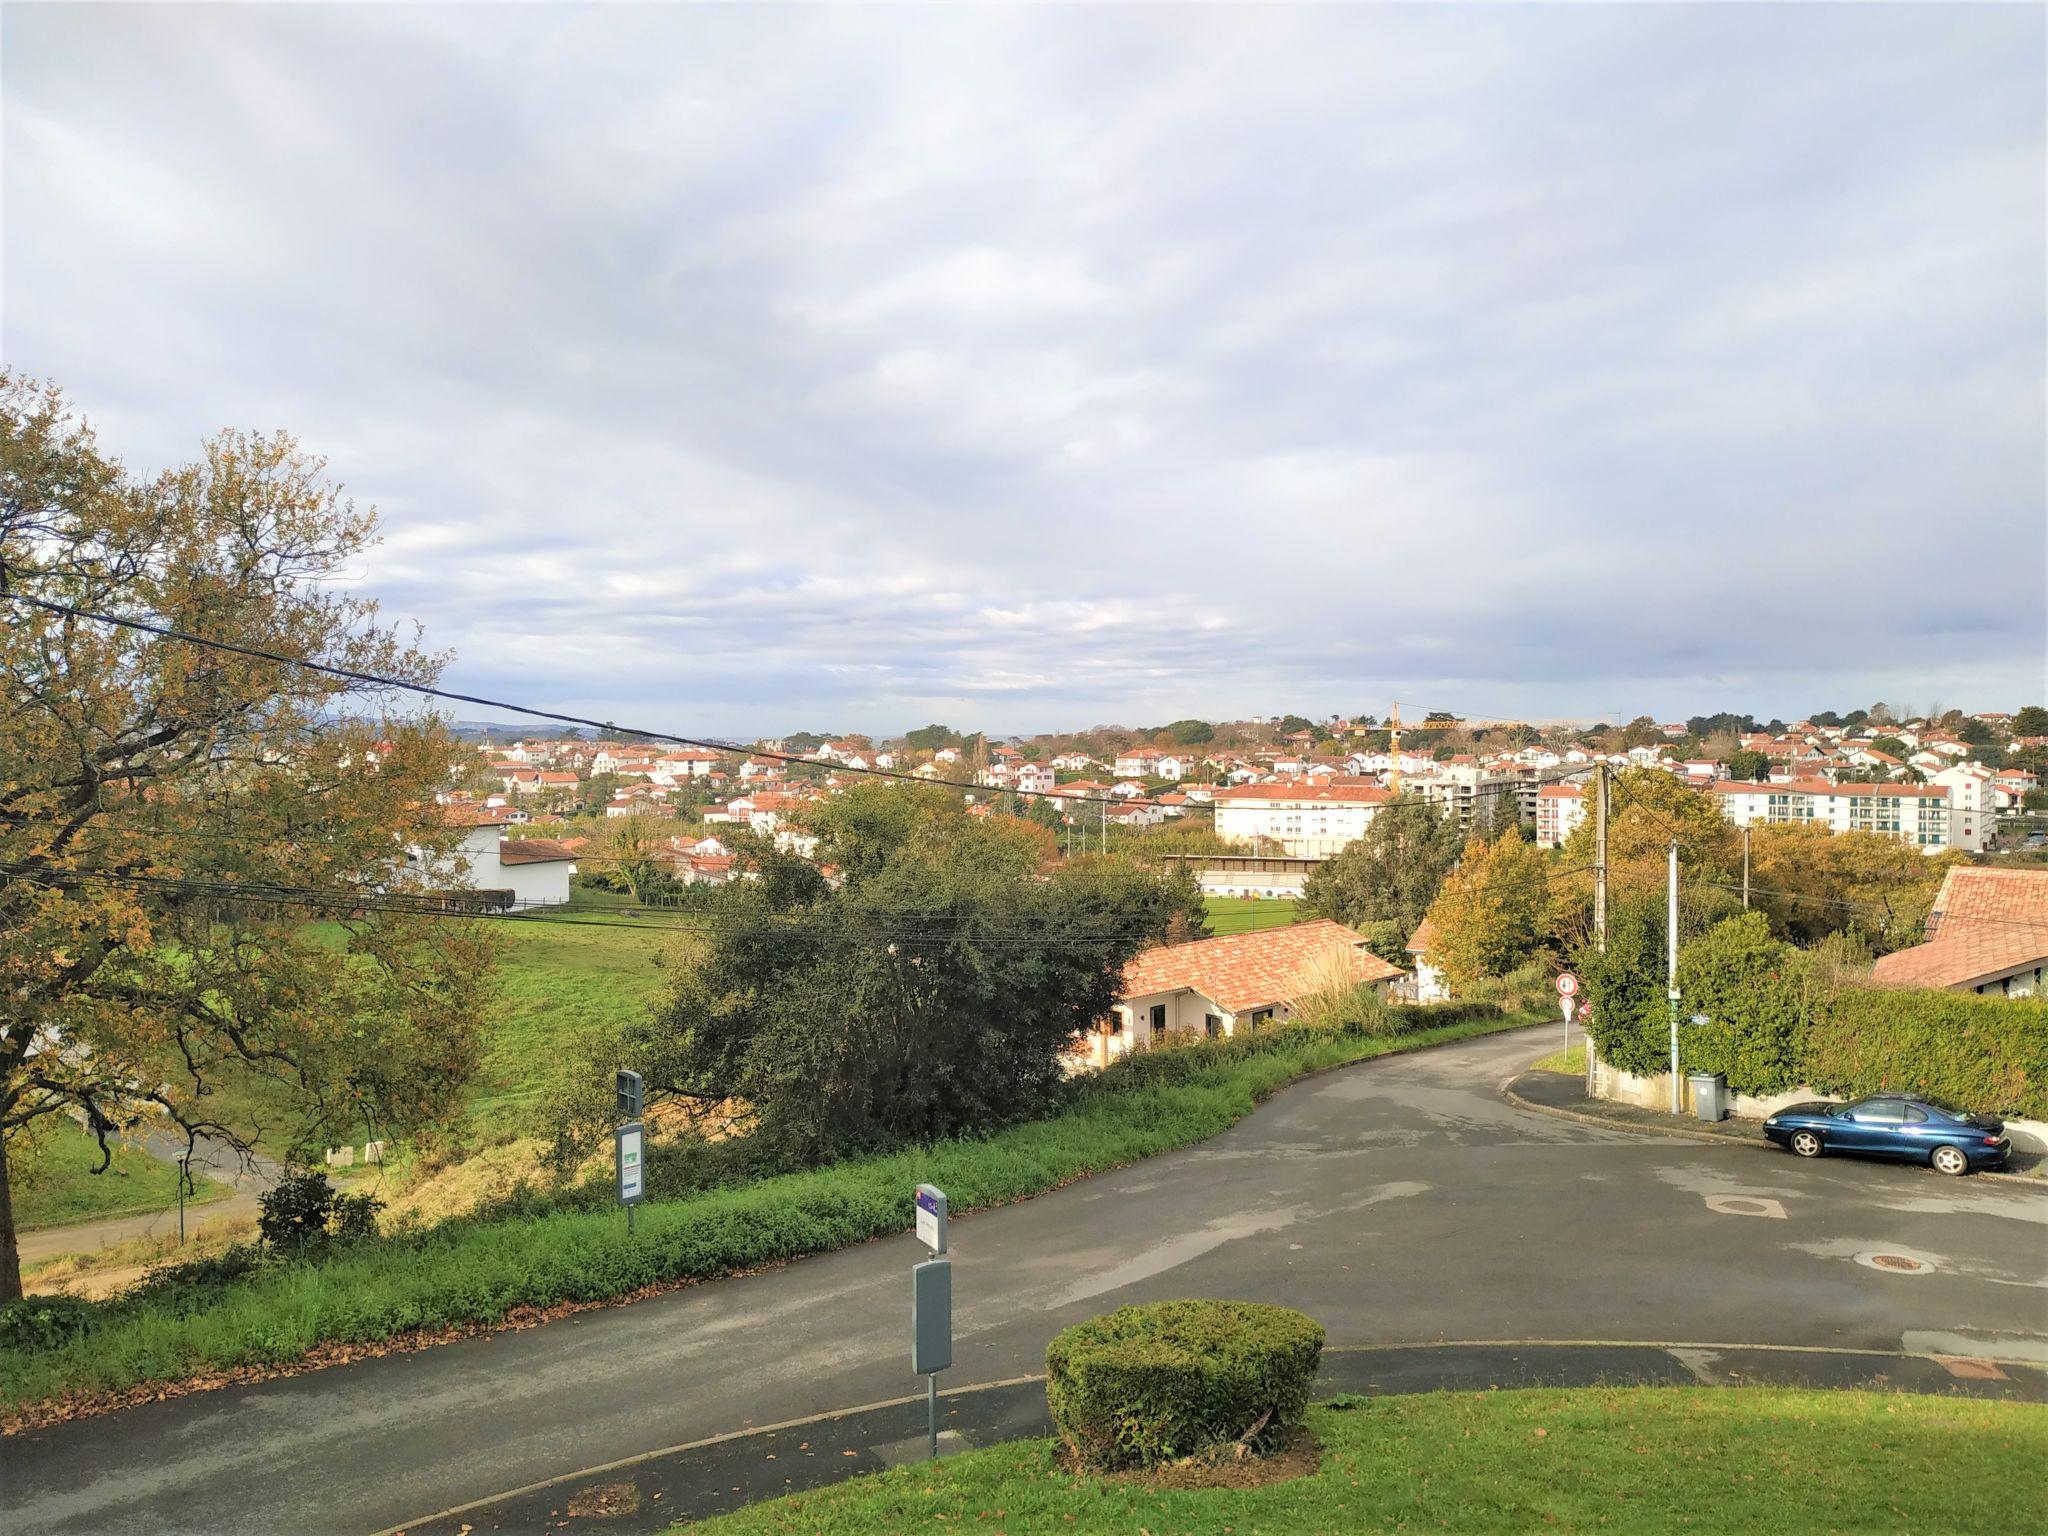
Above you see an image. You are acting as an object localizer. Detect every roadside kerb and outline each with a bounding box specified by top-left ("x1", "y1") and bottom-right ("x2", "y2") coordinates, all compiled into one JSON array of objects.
[
  {"x1": 381, "y1": 1341, "x2": 2048, "y2": 1536},
  {"x1": 1500, "y1": 1069, "x2": 2044, "y2": 1184}
]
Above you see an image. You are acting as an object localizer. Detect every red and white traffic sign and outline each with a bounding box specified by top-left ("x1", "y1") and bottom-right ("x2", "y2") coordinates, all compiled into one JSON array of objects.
[{"x1": 1555, "y1": 972, "x2": 1580, "y2": 998}]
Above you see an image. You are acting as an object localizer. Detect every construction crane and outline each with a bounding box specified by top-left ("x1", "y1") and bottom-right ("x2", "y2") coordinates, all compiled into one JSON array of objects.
[{"x1": 1385, "y1": 702, "x2": 1530, "y2": 793}]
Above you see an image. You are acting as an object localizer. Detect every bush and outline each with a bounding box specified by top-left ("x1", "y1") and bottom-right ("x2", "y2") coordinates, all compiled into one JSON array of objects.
[
  {"x1": 1803, "y1": 990, "x2": 2048, "y2": 1119},
  {"x1": 258, "y1": 1169, "x2": 384, "y2": 1255},
  {"x1": 1391, "y1": 999, "x2": 1506, "y2": 1030},
  {"x1": 1045, "y1": 1299, "x2": 1324, "y2": 1470},
  {"x1": 0, "y1": 1296, "x2": 95, "y2": 1352}
]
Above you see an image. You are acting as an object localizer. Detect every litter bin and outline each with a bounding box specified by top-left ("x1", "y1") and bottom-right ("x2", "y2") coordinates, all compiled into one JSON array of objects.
[{"x1": 1688, "y1": 1071, "x2": 1728, "y2": 1123}]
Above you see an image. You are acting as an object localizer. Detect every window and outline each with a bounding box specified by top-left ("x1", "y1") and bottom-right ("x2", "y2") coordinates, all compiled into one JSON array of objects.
[
  {"x1": 1205, "y1": 1014, "x2": 1223, "y2": 1038},
  {"x1": 1901, "y1": 1106, "x2": 1928, "y2": 1124},
  {"x1": 1149, "y1": 1003, "x2": 1167, "y2": 1035},
  {"x1": 1852, "y1": 1099, "x2": 1906, "y2": 1124}
]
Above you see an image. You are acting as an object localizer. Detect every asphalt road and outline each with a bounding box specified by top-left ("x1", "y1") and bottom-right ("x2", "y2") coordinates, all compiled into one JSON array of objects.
[{"x1": 8, "y1": 1025, "x2": 2045, "y2": 1536}]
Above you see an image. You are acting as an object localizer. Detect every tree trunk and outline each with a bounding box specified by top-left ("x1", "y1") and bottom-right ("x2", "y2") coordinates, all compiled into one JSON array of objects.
[{"x1": 0, "y1": 1129, "x2": 22, "y2": 1302}]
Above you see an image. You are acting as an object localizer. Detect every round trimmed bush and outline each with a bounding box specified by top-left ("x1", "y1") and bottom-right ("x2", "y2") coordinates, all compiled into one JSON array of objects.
[{"x1": 1045, "y1": 1299, "x2": 1325, "y2": 1470}]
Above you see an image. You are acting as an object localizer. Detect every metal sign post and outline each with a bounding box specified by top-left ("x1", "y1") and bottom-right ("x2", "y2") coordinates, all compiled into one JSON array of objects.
[
  {"x1": 1554, "y1": 972, "x2": 1579, "y2": 1057},
  {"x1": 911, "y1": 1184, "x2": 952, "y2": 1459},
  {"x1": 617, "y1": 1121, "x2": 646, "y2": 1233},
  {"x1": 616, "y1": 1069, "x2": 645, "y2": 1234}
]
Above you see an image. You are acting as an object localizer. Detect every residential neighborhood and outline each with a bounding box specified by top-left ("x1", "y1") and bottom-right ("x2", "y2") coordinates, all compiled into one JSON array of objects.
[{"x1": 5, "y1": 5, "x2": 2044, "y2": 1535}]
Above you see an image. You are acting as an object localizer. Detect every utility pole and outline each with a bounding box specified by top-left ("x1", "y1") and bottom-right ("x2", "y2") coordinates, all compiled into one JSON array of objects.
[
  {"x1": 1741, "y1": 824, "x2": 1751, "y2": 909},
  {"x1": 1667, "y1": 838, "x2": 1682, "y2": 1115},
  {"x1": 1593, "y1": 762, "x2": 1610, "y2": 953}
]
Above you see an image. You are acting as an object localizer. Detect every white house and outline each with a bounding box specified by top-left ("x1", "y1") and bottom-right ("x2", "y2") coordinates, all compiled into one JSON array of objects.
[
  {"x1": 1077, "y1": 920, "x2": 1406, "y2": 1070},
  {"x1": 1406, "y1": 917, "x2": 1451, "y2": 1003},
  {"x1": 1213, "y1": 780, "x2": 1392, "y2": 856},
  {"x1": 414, "y1": 814, "x2": 575, "y2": 907},
  {"x1": 496, "y1": 839, "x2": 577, "y2": 906},
  {"x1": 1014, "y1": 761, "x2": 1055, "y2": 795}
]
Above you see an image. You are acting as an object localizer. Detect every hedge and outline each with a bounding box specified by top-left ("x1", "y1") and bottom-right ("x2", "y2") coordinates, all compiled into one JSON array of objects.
[
  {"x1": 1803, "y1": 990, "x2": 2048, "y2": 1120},
  {"x1": 1045, "y1": 1300, "x2": 1324, "y2": 1469}
]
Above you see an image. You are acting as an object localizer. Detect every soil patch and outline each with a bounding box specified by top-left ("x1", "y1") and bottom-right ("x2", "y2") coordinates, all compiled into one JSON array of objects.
[{"x1": 1055, "y1": 1425, "x2": 1322, "y2": 1490}]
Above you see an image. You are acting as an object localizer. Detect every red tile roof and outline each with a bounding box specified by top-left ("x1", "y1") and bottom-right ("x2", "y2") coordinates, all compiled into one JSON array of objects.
[
  {"x1": 498, "y1": 838, "x2": 579, "y2": 865},
  {"x1": 1871, "y1": 867, "x2": 2048, "y2": 990},
  {"x1": 1119, "y1": 919, "x2": 1405, "y2": 1014}
]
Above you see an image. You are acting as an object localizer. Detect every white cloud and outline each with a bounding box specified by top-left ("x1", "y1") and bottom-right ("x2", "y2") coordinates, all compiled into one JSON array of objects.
[{"x1": 3, "y1": 3, "x2": 2041, "y2": 734}]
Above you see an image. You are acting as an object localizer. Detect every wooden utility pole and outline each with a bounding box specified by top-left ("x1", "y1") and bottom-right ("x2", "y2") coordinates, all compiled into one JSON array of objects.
[{"x1": 1742, "y1": 824, "x2": 1751, "y2": 909}]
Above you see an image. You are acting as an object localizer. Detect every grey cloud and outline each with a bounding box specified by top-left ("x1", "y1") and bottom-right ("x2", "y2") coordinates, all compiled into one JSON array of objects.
[{"x1": 4, "y1": 3, "x2": 2041, "y2": 736}]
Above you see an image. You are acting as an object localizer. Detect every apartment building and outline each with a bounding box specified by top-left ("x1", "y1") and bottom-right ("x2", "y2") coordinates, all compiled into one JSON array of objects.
[
  {"x1": 1534, "y1": 782, "x2": 1589, "y2": 849},
  {"x1": 1706, "y1": 778, "x2": 1957, "y2": 851},
  {"x1": 1212, "y1": 780, "x2": 1392, "y2": 856}
]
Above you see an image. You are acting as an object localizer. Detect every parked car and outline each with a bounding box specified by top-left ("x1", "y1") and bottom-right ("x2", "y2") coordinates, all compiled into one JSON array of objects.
[{"x1": 1763, "y1": 1095, "x2": 2009, "y2": 1176}]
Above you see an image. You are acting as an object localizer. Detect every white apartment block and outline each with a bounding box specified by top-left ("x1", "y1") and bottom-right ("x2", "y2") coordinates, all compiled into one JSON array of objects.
[
  {"x1": 1014, "y1": 761, "x2": 1055, "y2": 795},
  {"x1": 1534, "y1": 783, "x2": 1589, "y2": 849},
  {"x1": 1706, "y1": 779, "x2": 1959, "y2": 851},
  {"x1": 1927, "y1": 763, "x2": 1994, "y2": 852},
  {"x1": 1213, "y1": 781, "x2": 1392, "y2": 857}
]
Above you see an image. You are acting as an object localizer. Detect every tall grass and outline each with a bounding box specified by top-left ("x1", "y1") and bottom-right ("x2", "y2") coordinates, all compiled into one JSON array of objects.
[{"x1": 1, "y1": 1011, "x2": 1538, "y2": 1413}]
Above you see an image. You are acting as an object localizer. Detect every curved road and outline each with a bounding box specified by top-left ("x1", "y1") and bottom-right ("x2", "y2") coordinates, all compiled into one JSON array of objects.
[{"x1": 8, "y1": 1025, "x2": 2045, "y2": 1535}]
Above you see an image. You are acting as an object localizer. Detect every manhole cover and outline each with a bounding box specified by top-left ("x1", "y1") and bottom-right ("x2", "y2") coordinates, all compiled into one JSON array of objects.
[{"x1": 1866, "y1": 1253, "x2": 1932, "y2": 1274}]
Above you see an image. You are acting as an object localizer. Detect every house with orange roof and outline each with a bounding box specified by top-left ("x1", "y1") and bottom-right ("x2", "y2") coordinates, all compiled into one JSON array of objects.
[
  {"x1": 1079, "y1": 919, "x2": 1406, "y2": 1069},
  {"x1": 1871, "y1": 867, "x2": 2048, "y2": 998}
]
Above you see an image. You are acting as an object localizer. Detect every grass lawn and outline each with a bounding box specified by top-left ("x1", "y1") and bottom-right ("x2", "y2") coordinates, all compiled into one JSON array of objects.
[
  {"x1": 467, "y1": 911, "x2": 682, "y2": 1121},
  {"x1": 1530, "y1": 1041, "x2": 1587, "y2": 1075},
  {"x1": 682, "y1": 1387, "x2": 2048, "y2": 1535},
  {"x1": 11, "y1": 1120, "x2": 231, "y2": 1230},
  {"x1": 1203, "y1": 896, "x2": 1305, "y2": 936},
  {"x1": 0, "y1": 1011, "x2": 1540, "y2": 1414}
]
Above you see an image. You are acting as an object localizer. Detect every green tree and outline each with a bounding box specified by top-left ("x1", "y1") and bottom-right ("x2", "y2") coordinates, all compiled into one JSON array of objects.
[
  {"x1": 592, "y1": 815, "x2": 677, "y2": 902},
  {"x1": 1301, "y1": 798, "x2": 1463, "y2": 962},
  {"x1": 1724, "y1": 749, "x2": 1770, "y2": 782},
  {"x1": 0, "y1": 376, "x2": 490, "y2": 1299},
  {"x1": 1747, "y1": 825, "x2": 1962, "y2": 951},
  {"x1": 2013, "y1": 706, "x2": 2048, "y2": 737},
  {"x1": 1162, "y1": 719, "x2": 1214, "y2": 746},
  {"x1": 619, "y1": 820, "x2": 1195, "y2": 1161},
  {"x1": 1419, "y1": 830, "x2": 1553, "y2": 985},
  {"x1": 1276, "y1": 714, "x2": 1314, "y2": 737},
  {"x1": 1672, "y1": 913, "x2": 1811, "y2": 1093},
  {"x1": 903, "y1": 724, "x2": 961, "y2": 752}
]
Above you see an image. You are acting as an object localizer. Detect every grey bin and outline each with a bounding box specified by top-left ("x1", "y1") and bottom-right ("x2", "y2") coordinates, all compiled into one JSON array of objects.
[{"x1": 1688, "y1": 1071, "x2": 1729, "y2": 1122}]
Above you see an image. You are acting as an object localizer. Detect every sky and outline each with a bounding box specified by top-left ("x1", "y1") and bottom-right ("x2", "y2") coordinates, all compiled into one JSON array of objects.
[{"x1": 5, "y1": 3, "x2": 2044, "y2": 737}]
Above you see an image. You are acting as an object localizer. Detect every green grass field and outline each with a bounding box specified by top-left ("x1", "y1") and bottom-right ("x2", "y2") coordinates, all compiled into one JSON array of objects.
[
  {"x1": 468, "y1": 911, "x2": 681, "y2": 1121},
  {"x1": 10, "y1": 1120, "x2": 231, "y2": 1230},
  {"x1": 1203, "y1": 896, "x2": 1305, "y2": 935},
  {"x1": 679, "y1": 1387, "x2": 2047, "y2": 1535}
]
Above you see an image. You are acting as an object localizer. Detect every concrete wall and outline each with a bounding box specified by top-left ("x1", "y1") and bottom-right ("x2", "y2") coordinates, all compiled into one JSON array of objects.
[{"x1": 1588, "y1": 1058, "x2": 2048, "y2": 1158}]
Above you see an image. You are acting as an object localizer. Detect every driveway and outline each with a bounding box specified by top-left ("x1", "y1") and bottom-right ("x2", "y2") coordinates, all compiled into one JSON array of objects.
[{"x1": 7, "y1": 1024, "x2": 2044, "y2": 1536}]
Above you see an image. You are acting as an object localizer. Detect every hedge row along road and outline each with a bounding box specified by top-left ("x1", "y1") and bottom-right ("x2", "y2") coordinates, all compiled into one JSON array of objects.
[{"x1": 8, "y1": 1024, "x2": 2046, "y2": 1536}]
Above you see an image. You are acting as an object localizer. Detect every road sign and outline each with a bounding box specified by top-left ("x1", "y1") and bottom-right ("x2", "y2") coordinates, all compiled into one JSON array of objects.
[
  {"x1": 1577, "y1": 1001, "x2": 1593, "y2": 1022},
  {"x1": 1555, "y1": 972, "x2": 1580, "y2": 998},
  {"x1": 616, "y1": 1069, "x2": 643, "y2": 1119},
  {"x1": 915, "y1": 1184, "x2": 948, "y2": 1254},
  {"x1": 616, "y1": 1121, "x2": 646, "y2": 1206},
  {"x1": 1689, "y1": 1013, "x2": 1711, "y2": 1028},
  {"x1": 1559, "y1": 994, "x2": 1574, "y2": 1023},
  {"x1": 912, "y1": 1258, "x2": 952, "y2": 1374}
]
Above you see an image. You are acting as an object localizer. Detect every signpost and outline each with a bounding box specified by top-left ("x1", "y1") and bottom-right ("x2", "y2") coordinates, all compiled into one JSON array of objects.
[
  {"x1": 1554, "y1": 972, "x2": 1579, "y2": 1055},
  {"x1": 616, "y1": 1121, "x2": 645, "y2": 1231},
  {"x1": 616, "y1": 1068, "x2": 646, "y2": 1235},
  {"x1": 911, "y1": 1184, "x2": 953, "y2": 1459}
]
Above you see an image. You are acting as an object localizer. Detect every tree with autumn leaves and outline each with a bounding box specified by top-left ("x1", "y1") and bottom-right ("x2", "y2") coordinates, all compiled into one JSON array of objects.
[{"x1": 0, "y1": 376, "x2": 491, "y2": 1300}]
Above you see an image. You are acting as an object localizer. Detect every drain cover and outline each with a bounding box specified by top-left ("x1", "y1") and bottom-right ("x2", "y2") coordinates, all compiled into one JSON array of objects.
[{"x1": 1867, "y1": 1253, "x2": 1932, "y2": 1274}]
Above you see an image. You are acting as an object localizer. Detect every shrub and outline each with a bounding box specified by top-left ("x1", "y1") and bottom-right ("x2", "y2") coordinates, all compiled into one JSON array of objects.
[
  {"x1": 1390, "y1": 999, "x2": 1504, "y2": 1031},
  {"x1": 0, "y1": 1296, "x2": 95, "y2": 1352},
  {"x1": 1044, "y1": 1299, "x2": 1324, "y2": 1470},
  {"x1": 258, "y1": 1169, "x2": 385, "y2": 1255},
  {"x1": 1803, "y1": 989, "x2": 2048, "y2": 1119}
]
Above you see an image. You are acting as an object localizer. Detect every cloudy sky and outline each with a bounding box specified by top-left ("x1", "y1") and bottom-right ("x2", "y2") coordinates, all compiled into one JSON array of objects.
[{"x1": 6, "y1": 4, "x2": 2043, "y2": 736}]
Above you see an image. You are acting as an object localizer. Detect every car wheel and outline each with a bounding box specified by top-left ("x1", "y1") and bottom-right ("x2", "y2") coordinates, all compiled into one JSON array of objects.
[
  {"x1": 1790, "y1": 1130, "x2": 1823, "y2": 1159},
  {"x1": 1931, "y1": 1145, "x2": 1970, "y2": 1177}
]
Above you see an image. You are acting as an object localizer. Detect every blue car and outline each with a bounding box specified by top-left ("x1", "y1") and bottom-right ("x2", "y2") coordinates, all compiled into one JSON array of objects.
[{"x1": 1763, "y1": 1095, "x2": 2009, "y2": 1176}]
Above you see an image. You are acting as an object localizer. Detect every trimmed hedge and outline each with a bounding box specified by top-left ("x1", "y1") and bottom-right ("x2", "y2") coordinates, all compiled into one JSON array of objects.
[
  {"x1": 1804, "y1": 990, "x2": 2048, "y2": 1120},
  {"x1": 1045, "y1": 1300, "x2": 1324, "y2": 1470}
]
